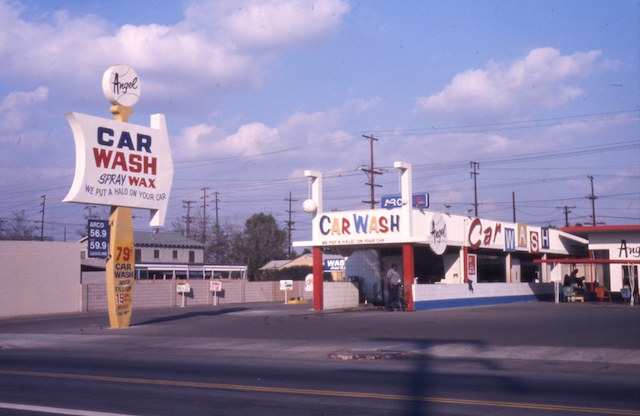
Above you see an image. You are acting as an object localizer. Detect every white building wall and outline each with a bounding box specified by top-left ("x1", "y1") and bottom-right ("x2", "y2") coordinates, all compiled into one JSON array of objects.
[
  {"x1": 589, "y1": 231, "x2": 640, "y2": 292},
  {"x1": 442, "y1": 253, "x2": 462, "y2": 284},
  {"x1": 138, "y1": 246, "x2": 203, "y2": 263},
  {"x1": 323, "y1": 282, "x2": 359, "y2": 310},
  {"x1": 0, "y1": 241, "x2": 81, "y2": 318}
]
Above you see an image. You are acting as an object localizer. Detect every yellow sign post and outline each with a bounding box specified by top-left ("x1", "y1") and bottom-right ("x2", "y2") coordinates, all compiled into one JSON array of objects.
[{"x1": 105, "y1": 104, "x2": 135, "y2": 329}]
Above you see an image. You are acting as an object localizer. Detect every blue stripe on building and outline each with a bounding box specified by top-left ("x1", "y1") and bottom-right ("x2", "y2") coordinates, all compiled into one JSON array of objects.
[{"x1": 414, "y1": 294, "x2": 539, "y2": 311}]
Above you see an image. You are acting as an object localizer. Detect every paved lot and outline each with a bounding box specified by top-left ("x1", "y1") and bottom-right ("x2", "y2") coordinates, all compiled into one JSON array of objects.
[{"x1": 1, "y1": 301, "x2": 639, "y2": 365}]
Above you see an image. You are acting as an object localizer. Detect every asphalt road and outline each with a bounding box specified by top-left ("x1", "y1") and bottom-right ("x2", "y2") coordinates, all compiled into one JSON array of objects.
[{"x1": 1, "y1": 301, "x2": 639, "y2": 415}]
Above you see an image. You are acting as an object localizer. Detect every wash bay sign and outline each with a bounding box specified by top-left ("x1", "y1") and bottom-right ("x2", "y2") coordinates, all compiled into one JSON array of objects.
[{"x1": 64, "y1": 112, "x2": 174, "y2": 227}]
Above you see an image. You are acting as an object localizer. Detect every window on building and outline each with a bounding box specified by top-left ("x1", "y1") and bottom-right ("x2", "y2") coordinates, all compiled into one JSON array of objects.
[
  {"x1": 135, "y1": 249, "x2": 141, "y2": 262},
  {"x1": 154, "y1": 249, "x2": 160, "y2": 259},
  {"x1": 591, "y1": 250, "x2": 610, "y2": 289},
  {"x1": 189, "y1": 251, "x2": 195, "y2": 263},
  {"x1": 173, "y1": 250, "x2": 178, "y2": 260}
]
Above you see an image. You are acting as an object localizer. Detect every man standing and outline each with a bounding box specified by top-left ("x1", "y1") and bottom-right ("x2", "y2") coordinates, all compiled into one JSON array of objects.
[{"x1": 386, "y1": 263, "x2": 401, "y2": 311}]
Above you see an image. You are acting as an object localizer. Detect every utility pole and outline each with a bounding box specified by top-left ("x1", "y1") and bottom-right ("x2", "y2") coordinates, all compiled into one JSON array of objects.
[
  {"x1": 182, "y1": 200, "x2": 196, "y2": 238},
  {"x1": 556, "y1": 205, "x2": 576, "y2": 227},
  {"x1": 40, "y1": 195, "x2": 45, "y2": 241},
  {"x1": 201, "y1": 186, "x2": 209, "y2": 244},
  {"x1": 284, "y1": 192, "x2": 298, "y2": 259},
  {"x1": 213, "y1": 191, "x2": 220, "y2": 241},
  {"x1": 470, "y1": 162, "x2": 480, "y2": 217},
  {"x1": 587, "y1": 175, "x2": 598, "y2": 226},
  {"x1": 512, "y1": 192, "x2": 516, "y2": 223},
  {"x1": 361, "y1": 134, "x2": 383, "y2": 208},
  {"x1": 85, "y1": 205, "x2": 97, "y2": 219}
]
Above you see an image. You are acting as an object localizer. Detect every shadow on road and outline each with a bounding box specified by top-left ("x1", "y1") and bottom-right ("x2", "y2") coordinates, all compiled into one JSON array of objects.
[
  {"x1": 134, "y1": 307, "x2": 248, "y2": 326},
  {"x1": 369, "y1": 337, "x2": 525, "y2": 415}
]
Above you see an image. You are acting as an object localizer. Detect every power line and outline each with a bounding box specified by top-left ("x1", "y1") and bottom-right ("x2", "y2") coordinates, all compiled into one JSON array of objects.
[{"x1": 170, "y1": 110, "x2": 639, "y2": 169}]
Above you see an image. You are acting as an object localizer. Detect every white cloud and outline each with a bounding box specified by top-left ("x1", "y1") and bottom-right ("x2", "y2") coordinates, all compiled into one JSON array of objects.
[
  {"x1": 0, "y1": 2, "x2": 110, "y2": 82},
  {"x1": 415, "y1": 47, "x2": 603, "y2": 118},
  {"x1": 0, "y1": 0, "x2": 349, "y2": 99},
  {"x1": 0, "y1": 87, "x2": 49, "y2": 134},
  {"x1": 172, "y1": 100, "x2": 361, "y2": 171},
  {"x1": 343, "y1": 97, "x2": 382, "y2": 113},
  {"x1": 185, "y1": 0, "x2": 349, "y2": 49},
  {"x1": 220, "y1": 122, "x2": 278, "y2": 155}
]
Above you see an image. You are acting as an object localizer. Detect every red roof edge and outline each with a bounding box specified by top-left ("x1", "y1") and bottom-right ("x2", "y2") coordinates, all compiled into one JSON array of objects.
[{"x1": 561, "y1": 224, "x2": 640, "y2": 234}]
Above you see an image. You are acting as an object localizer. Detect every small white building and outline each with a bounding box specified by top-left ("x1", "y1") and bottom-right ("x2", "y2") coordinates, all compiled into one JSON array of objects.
[
  {"x1": 133, "y1": 231, "x2": 204, "y2": 264},
  {"x1": 561, "y1": 225, "x2": 640, "y2": 293},
  {"x1": 81, "y1": 231, "x2": 246, "y2": 281}
]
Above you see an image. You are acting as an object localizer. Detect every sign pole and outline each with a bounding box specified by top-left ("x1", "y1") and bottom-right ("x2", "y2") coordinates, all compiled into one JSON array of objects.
[
  {"x1": 64, "y1": 64, "x2": 173, "y2": 328},
  {"x1": 105, "y1": 104, "x2": 135, "y2": 329}
]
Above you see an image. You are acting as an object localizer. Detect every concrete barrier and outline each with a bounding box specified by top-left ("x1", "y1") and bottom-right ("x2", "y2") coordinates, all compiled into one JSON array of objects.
[{"x1": 413, "y1": 282, "x2": 555, "y2": 310}]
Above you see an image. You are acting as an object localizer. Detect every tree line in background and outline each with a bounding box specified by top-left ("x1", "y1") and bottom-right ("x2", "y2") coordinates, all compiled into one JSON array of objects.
[
  {"x1": 0, "y1": 210, "x2": 39, "y2": 241},
  {"x1": 2, "y1": 209, "x2": 299, "y2": 281},
  {"x1": 170, "y1": 211, "x2": 298, "y2": 280}
]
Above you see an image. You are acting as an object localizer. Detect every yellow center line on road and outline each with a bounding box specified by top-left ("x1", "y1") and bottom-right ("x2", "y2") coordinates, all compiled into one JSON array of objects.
[{"x1": 2, "y1": 369, "x2": 638, "y2": 415}]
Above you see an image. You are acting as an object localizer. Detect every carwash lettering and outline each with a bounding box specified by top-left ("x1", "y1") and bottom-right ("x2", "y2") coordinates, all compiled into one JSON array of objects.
[
  {"x1": 93, "y1": 127, "x2": 157, "y2": 188},
  {"x1": 319, "y1": 213, "x2": 400, "y2": 236}
]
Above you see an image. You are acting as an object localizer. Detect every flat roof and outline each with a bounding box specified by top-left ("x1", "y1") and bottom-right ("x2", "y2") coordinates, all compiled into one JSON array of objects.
[{"x1": 561, "y1": 224, "x2": 640, "y2": 238}]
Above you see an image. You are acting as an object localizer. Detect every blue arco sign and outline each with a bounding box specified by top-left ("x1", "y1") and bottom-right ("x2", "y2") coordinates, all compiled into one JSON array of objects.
[{"x1": 381, "y1": 193, "x2": 429, "y2": 209}]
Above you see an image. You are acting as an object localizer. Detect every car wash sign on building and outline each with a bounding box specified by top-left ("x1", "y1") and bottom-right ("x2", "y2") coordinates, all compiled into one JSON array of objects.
[{"x1": 315, "y1": 210, "x2": 406, "y2": 246}]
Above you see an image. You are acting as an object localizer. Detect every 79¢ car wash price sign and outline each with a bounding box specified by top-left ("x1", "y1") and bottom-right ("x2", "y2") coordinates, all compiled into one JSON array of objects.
[
  {"x1": 108, "y1": 236, "x2": 135, "y2": 326},
  {"x1": 87, "y1": 219, "x2": 109, "y2": 258}
]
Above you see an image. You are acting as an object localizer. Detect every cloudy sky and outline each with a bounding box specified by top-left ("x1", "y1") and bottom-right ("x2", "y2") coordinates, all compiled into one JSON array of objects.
[{"x1": 1, "y1": 0, "x2": 638, "y2": 246}]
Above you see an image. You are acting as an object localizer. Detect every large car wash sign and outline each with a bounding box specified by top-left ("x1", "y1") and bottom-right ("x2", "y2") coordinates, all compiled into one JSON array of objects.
[
  {"x1": 315, "y1": 211, "x2": 406, "y2": 245},
  {"x1": 64, "y1": 112, "x2": 174, "y2": 227}
]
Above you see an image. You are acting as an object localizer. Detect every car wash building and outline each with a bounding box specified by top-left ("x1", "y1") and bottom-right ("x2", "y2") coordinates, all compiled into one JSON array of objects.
[{"x1": 294, "y1": 162, "x2": 588, "y2": 311}]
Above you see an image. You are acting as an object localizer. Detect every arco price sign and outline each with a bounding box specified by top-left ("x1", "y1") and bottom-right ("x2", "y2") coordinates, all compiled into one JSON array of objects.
[{"x1": 88, "y1": 220, "x2": 109, "y2": 258}]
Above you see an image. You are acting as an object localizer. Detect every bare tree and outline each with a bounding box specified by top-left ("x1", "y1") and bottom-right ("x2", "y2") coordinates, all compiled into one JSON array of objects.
[{"x1": 4, "y1": 210, "x2": 38, "y2": 240}]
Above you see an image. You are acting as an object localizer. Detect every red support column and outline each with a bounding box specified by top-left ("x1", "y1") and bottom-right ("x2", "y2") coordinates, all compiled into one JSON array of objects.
[
  {"x1": 313, "y1": 246, "x2": 323, "y2": 310},
  {"x1": 463, "y1": 246, "x2": 469, "y2": 283},
  {"x1": 402, "y1": 243, "x2": 415, "y2": 311}
]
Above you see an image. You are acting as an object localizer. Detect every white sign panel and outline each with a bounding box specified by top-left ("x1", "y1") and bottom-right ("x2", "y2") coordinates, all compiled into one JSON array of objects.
[
  {"x1": 176, "y1": 283, "x2": 191, "y2": 293},
  {"x1": 64, "y1": 112, "x2": 174, "y2": 227},
  {"x1": 313, "y1": 209, "x2": 408, "y2": 246},
  {"x1": 280, "y1": 280, "x2": 293, "y2": 291},
  {"x1": 429, "y1": 213, "x2": 448, "y2": 255}
]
